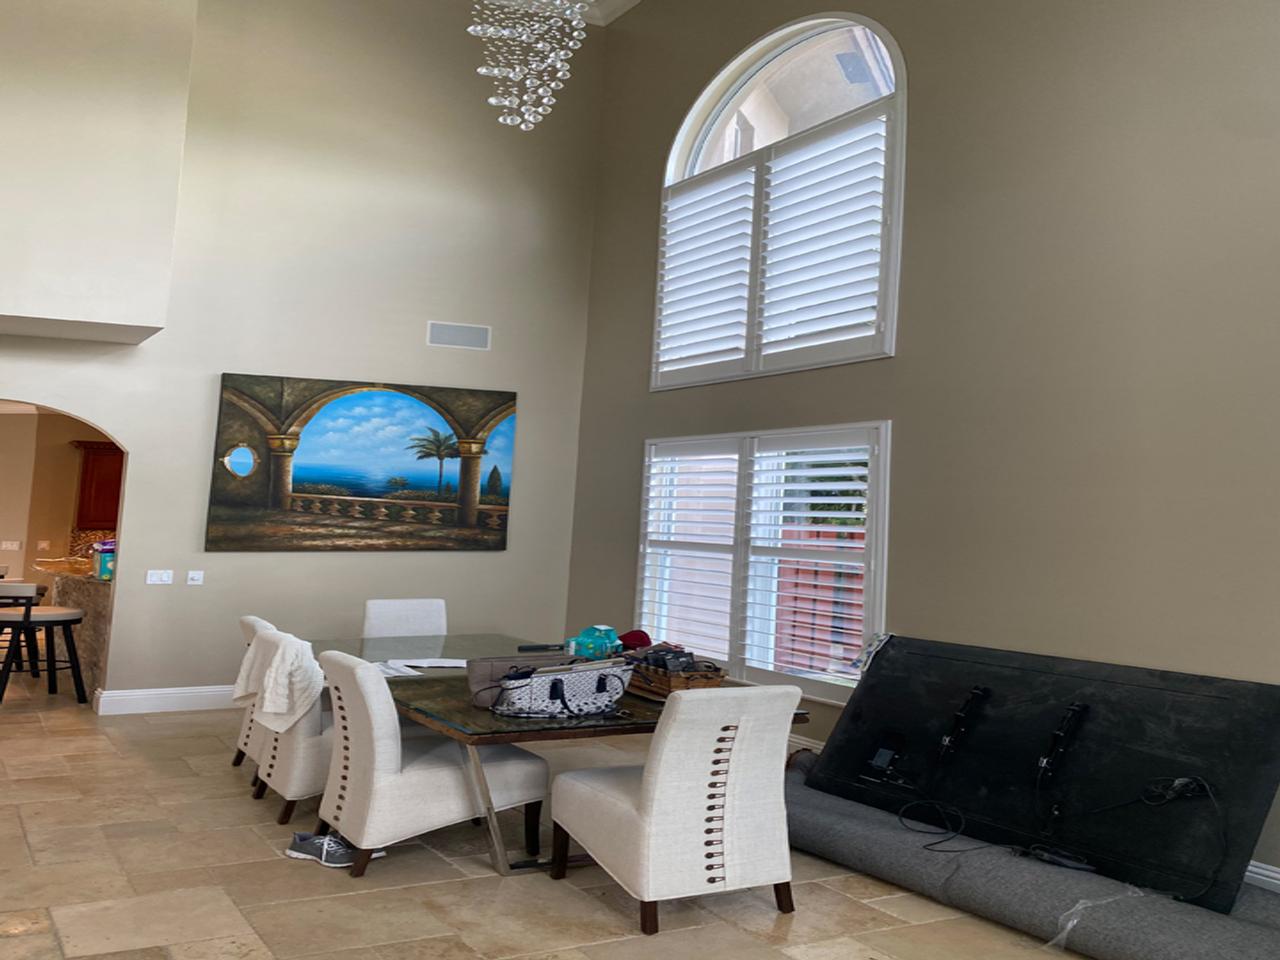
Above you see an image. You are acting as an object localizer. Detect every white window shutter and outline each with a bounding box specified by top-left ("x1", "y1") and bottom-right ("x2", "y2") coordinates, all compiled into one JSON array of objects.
[
  {"x1": 759, "y1": 114, "x2": 888, "y2": 365},
  {"x1": 653, "y1": 163, "x2": 756, "y2": 386},
  {"x1": 744, "y1": 429, "x2": 875, "y2": 683},
  {"x1": 637, "y1": 440, "x2": 741, "y2": 659},
  {"x1": 635, "y1": 423, "x2": 888, "y2": 694}
]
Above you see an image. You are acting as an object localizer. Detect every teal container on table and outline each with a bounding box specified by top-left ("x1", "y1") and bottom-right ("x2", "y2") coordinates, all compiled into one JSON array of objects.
[{"x1": 568, "y1": 625, "x2": 621, "y2": 660}]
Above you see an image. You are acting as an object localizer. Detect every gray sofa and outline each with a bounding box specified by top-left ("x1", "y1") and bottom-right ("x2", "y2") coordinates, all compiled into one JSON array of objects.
[{"x1": 786, "y1": 752, "x2": 1280, "y2": 960}]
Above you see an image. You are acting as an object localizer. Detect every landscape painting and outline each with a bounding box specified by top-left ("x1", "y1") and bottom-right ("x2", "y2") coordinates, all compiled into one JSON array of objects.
[{"x1": 205, "y1": 373, "x2": 516, "y2": 551}]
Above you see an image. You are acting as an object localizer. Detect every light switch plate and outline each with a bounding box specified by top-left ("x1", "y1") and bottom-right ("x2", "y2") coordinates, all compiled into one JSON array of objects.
[
  {"x1": 186, "y1": 570, "x2": 205, "y2": 586},
  {"x1": 146, "y1": 569, "x2": 174, "y2": 585},
  {"x1": 0, "y1": 540, "x2": 20, "y2": 552},
  {"x1": 36, "y1": 540, "x2": 50, "y2": 551}
]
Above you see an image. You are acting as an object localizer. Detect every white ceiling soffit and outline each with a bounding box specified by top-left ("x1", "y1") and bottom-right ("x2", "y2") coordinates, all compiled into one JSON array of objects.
[{"x1": 585, "y1": 0, "x2": 645, "y2": 26}]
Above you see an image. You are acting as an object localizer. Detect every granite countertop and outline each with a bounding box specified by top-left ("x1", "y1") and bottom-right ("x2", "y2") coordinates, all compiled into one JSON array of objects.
[{"x1": 49, "y1": 574, "x2": 115, "y2": 694}]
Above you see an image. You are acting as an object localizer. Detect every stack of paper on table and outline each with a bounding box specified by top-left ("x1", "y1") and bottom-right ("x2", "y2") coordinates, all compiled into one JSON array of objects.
[{"x1": 375, "y1": 658, "x2": 468, "y2": 677}]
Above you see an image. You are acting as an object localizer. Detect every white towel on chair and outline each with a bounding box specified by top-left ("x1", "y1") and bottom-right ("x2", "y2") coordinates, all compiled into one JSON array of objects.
[{"x1": 232, "y1": 629, "x2": 325, "y2": 733}]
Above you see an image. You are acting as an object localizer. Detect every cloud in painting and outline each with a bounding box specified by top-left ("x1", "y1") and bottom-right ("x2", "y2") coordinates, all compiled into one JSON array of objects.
[{"x1": 293, "y1": 389, "x2": 515, "y2": 495}]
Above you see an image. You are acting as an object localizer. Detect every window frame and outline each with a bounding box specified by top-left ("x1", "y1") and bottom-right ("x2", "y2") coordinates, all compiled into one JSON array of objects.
[
  {"x1": 653, "y1": 14, "x2": 907, "y2": 392},
  {"x1": 634, "y1": 420, "x2": 891, "y2": 702}
]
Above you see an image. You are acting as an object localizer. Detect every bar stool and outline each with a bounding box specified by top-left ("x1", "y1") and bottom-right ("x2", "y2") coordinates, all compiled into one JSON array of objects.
[
  {"x1": 0, "y1": 582, "x2": 48, "y2": 679},
  {"x1": 0, "y1": 583, "x2": 88, "y2": 704}
]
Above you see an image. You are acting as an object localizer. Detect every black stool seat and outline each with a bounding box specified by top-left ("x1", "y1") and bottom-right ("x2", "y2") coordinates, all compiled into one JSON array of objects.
[
  {"x1": 0, "y1": 606, "x2": 84, "y2": 624},
  {"x1": 0, "y1": 603, "x2": 88, "y2": 705}
]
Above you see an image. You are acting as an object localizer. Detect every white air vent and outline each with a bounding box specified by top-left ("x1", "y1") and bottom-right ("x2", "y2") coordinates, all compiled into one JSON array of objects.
[{"x1": 427, "y1": 321, "x2": 492, "y2": 351}]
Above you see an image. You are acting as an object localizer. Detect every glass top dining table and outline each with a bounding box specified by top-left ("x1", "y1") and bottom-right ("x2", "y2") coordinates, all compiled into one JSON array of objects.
[
  {"x1": 311, "y1": 633, "x2": 666, "y2": 875},
  {"x1": 312, "y1": 633, "x2": 806, "y2": 875},
  {"x1": 315, "y1": 633, "x2": 669, "y2": 744}
]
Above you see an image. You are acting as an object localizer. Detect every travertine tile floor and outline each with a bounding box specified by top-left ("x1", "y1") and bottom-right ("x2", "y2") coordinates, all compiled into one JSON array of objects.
[{"x1": 0, "y1": 673, "x2": 1077, "y2": 960}]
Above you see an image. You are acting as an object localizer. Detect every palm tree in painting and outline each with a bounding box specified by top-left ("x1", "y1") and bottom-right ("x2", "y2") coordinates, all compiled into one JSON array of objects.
[{"x1": 406, "y1": 429, "x2": 459, "y2": 497}]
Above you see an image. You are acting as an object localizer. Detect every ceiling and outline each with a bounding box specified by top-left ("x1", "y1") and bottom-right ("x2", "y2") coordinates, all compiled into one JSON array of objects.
[{"x1": 585, "y1": 0, "x2": 645, "y2": 26}]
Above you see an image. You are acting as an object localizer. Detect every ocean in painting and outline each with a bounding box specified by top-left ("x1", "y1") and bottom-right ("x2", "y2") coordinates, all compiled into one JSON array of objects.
[
  {"x1": 292, "y1": 462, "x2": 512, "y2": 499},
  {"x1": 290, "y1": 390, "x2": 515, "y2": 500}
]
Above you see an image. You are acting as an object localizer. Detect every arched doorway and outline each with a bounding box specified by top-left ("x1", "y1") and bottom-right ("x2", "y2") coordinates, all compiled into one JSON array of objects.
[{"x1": 0, "y1": 398, "x2": 127, "y2": 703}]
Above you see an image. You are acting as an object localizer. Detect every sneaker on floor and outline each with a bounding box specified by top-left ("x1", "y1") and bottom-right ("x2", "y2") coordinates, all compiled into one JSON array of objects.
[{"x1": 286, "y1": 832, "x2": 386, "y2": 867}]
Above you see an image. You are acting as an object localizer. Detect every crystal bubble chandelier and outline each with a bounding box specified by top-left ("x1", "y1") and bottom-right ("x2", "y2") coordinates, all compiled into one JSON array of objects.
[{"x1": 468, "y1": 0, "x2": 594, "y2": 132}]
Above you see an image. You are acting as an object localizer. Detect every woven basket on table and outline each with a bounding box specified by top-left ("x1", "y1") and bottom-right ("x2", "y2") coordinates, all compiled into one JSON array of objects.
[{"x1": 626, "y1": 662, "x2": 725, "y2": 701}]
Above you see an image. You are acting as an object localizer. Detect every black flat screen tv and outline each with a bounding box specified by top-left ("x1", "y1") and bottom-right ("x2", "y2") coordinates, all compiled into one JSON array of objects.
[{"x1": 805, "y1": 636, "x2": 1280, "y2": 913}]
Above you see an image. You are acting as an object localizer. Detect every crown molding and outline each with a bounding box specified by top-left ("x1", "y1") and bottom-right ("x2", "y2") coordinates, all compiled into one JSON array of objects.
[{"x1": 585, "y1": 0, "x2": 645, "y2": 26}]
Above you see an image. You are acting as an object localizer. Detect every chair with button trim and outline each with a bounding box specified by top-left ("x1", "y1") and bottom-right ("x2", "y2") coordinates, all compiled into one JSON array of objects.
[
  {"x1": 232, "y1": 615, "x2": 276, "y2": 776},
  {"x1": 316, "y1": 650, "x2": 549, "y2": 877},
  {"x1": 549, "y1": 685, "x2": 803, "y2": 935},
  {"x1": 247, "y1": 629, "x2": 335, "y2": 825}
]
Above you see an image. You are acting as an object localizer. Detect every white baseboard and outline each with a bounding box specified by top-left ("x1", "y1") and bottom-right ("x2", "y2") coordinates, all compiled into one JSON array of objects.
[
  {"x1": 1246, "y1": 860, "x2": 1280, "y2": 893},
  {"x1": 94, "y1": 685, "x2": 236, "y2": 716},
  {"x1": 788, "y1": 732, "x2": 826, "y2": 753}
]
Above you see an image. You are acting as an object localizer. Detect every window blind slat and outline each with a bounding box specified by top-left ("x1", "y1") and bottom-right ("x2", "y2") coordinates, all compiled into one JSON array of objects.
[
  {"x1": 665, "y1": 248, "x2": 752, "y2": 289},
  {"x1": 760, "y1": 276, "x2": 881, "y2": 315},
  {"x1": 759, "y1": 262, "x2": 881, "y2": 308},
  {"x1": 659, "y1": 298, "x2": 751, "y2": 337},
  {"x1": 639, "y1": 444, "x2": 740, "y2": 659},
  {"x1": 656, "y1": 166, "x2": 756, "y2": 379},
  {"x1": 756, "y1": 114, "x2": 888, "y2": 365},
  {"x1": 765, "y1": 170, "x2": 884, "y2": 222},
  {"x1": 762, "y1": 322, "x2": 876, "y2": 355},
  {"x1": 759, "y1": 298, "x2": 879, "y2": 339}
]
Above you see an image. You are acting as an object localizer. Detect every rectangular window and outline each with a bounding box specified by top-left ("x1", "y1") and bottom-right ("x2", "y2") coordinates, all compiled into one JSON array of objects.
[
  {"x1": 636, "y1": 422, "x2": 889, "y2": 698},
  {"x1": 653, "y1": 101, "x2": 901, "y2": 391}
]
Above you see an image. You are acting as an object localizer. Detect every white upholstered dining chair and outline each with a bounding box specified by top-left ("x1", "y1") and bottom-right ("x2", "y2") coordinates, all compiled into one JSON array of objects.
[
  {"x1": 550, "y1": 685, "x2": 803, "y2": 935},
  {"x1": 232, "y1": 615, "x2": 275, "y2": 773},
  {"x1": 248, "y1": 629, "x2": 333, "y2": 825},
  {"x1": 316, "y1": 650, "x2": 548, "y2": 876},
  {"x1": 361, "y1": 598, "x2": 447, "y2": 639}
]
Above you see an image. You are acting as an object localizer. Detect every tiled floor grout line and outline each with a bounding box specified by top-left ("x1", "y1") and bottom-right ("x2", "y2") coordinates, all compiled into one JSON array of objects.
[{"x1": 4, "y1": 673, "x2": 1068, "y2": 960}]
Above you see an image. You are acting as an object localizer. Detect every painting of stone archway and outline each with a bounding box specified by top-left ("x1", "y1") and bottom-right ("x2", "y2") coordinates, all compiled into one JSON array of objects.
[{"x1": 205, "y1": 373, "x2": 516, "y2": 551}]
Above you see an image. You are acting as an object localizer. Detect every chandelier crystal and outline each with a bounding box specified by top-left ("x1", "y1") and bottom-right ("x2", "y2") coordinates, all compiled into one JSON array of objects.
[{"x1": 468, "y1": 0, "x2": 594, "y2": 132}]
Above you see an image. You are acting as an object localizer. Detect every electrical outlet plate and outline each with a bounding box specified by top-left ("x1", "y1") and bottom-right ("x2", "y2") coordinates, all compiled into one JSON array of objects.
[
  {"x1": 0, "y1": 540, "x2": 21, "y2": 552},
  {"x1": 145, "y1": 569, "x2": 174, "y2": 585},
  {"x1": 36, "y1": 540, "x2": 50, "y2": 551},
  {"x1": 186, "y1": 570, "x2": 204, "y2": 585}
]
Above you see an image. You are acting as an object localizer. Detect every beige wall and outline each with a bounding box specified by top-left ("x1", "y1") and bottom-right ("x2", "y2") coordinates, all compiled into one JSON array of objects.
[
  {"x1": 0, "y1": 0, "x2": 599, "y2": 690},
  {"x1": 0, "y1": 414, "x2": 38, "y2": 578},
  {"x1": 0, "y1": 0, "x2": 195, "y2": 341},
  {"x1": 566, "y1": 0, "x2": 1280, "y2": 864},
  {"x1": 23, "y1": 414, "x2": 115, "y2": 593}
]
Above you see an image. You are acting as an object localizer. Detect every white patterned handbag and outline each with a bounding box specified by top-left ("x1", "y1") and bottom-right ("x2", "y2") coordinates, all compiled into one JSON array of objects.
[{"x1": 491, "y1": 659, "x2": 635, "y2": 718}]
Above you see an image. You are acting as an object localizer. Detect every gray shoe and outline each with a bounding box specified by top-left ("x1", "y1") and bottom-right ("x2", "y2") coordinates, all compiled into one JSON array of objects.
[{"x1": 286, "y1": 832, "x2": 386, "y2": 868}]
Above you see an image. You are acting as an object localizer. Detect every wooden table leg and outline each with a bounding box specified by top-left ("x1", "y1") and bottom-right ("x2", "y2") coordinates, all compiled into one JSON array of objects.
[{"x1": 462, "y1": 743, "x2": 511, "y2": 877}]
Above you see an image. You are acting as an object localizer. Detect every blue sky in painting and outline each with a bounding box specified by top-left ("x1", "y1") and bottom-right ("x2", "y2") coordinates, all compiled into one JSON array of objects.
[{"x1": 292, "y1": 390, "x2": 515, "y2": 497}]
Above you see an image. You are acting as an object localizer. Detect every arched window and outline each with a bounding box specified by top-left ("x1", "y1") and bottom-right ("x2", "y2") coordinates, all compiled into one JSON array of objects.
[{"x1": 653, "y1": 16, "x2": 905, "y2": 389}]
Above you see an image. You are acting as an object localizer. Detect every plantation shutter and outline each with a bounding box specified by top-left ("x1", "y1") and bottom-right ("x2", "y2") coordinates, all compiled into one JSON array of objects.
[
  {"x1": 653, "y1": 161, "x2": 757, "y2": 387},
  {"x1": 758, "y1": 113, "x2": 888, "y2": 369},
  {"x1": 744, "y1": 428, "x2": 876, "y2": 682},
  {"x1": 637, "y1": 439, "x2": 741, "y2": 660}
]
